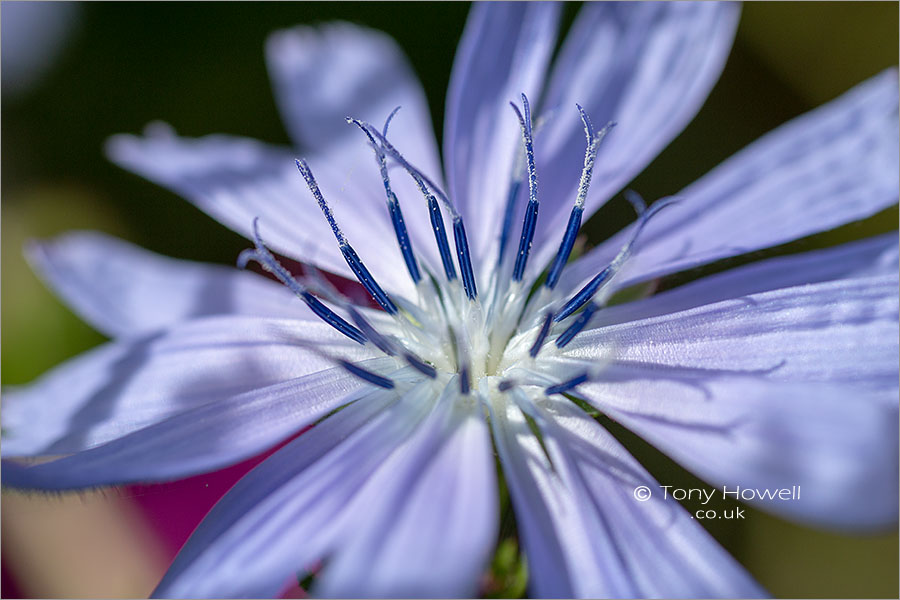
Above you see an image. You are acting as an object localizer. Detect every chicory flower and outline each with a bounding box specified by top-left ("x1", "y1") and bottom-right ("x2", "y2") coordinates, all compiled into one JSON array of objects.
[{"x1": 4, "y1": 2, "x2": 898, "y2": 598}]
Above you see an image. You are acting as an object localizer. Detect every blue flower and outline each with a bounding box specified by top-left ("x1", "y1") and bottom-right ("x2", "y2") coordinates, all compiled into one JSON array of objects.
[{"x1": 4, "y1": 2, "x2": 898, "y2": 598}]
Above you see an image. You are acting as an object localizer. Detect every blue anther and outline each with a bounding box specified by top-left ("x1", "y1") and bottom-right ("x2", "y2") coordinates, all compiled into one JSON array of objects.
[
  {"x1": 545, "y1": 372, "x2": 590, "y2": 395},
  {"x1": 338, "y1": 360, "x2": 395, "y2": 389},
  {"x1": 555, "y1": 301, "x2": 598, "y2": 348},
  {"x1": 497, "y1": 179, "x2": 522, "y2": 266},
  {"x1": 429, "y1": 195, "x2": 458, "y2": 281},
  {"x1": 554, "y1": 196, "x2": 676, "y2": 323},
  {"x1": 296, "y1": 159, "x2": 398, "y2": 314},
  {"x1": 546, "y1": 108, "x2": 614, "y2": 291},
  {"x1": 347, "y1": 306, "x2": 396, "y2": 356},
  {"x1": 459, "y1": 364, "x2": 471, "y2": 395},
  {"x1": 513, "y1": 198, "x2": 539, "y2": 281},
  {"x1": 339, "y1": 242, "x2": 398, "y2": 314},
  {"x1": 554, "y1": 266, "x2": 611, "y2": 322},
  {"x1": 529, "y1": 311, "x2": 554, "y2": 358},
  {"x1": 387, "y1": 196, "x2": 421, "y2": 283},
  {"x1": 358, "y1": 121, "x2": 455, "y2": 215},
  {"x1": 404, "y1": 353, "x2": 437, "y2": 379},
  {"x1": 545, "y1": 205, "x2": 583, "y2": 290},
  {"x1": 453, "y1": 216, "x2": 478, "y2": 300},
  {"x1": 351, "y1": 119, "x2": 461, "y2": 284},
  {"x1": 348, "y1": 117, "x2": 421, "y2": 284},
  {"x1": 510, "y1": 94, "x2": 539, "y2": 282},
  {"x1": 238, "y1": 220, "x2": 367, "y2": 345},
  {"x1": 497, "y1": 380, "x2": 516, "y2": 392}
]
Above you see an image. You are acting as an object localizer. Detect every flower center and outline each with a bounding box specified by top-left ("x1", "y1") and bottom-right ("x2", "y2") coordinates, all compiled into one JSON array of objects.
[{"x1": 239, "y1": 95, "x2": 671, "y2": 399}]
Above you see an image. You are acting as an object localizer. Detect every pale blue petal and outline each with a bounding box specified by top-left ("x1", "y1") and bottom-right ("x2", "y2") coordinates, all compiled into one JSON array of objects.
[
  {"x1": 3, "y1": 358, "x2": 397, "y2": 490},
  {"x1": 566, "y1": 70, "x2": 899, "y2": 288},
  {"x1": 105, "y1": 124, "x2": 420, "y2": 297},
  {"x1": 563, "y1": 274, "x2": 899, "y2": 393},
  {"x1": 491, "y1": 397, "x2": 764, "y2": 598},
  {"x1": 443, "y1": 1, "x2": 561, "y2": 265},
  {"x1": 591, "y1": 233, "x2": 899, "y2": 327},
  {"x1": 266, "y1": 22, "x2": 439, "y2": 169},
  {"x1": 26, "y1": 231, "x2": 313, "y2": 338},
  {"x1": 574, "y1": 376, "x2": 898, "y2": 530},
  {"x1": 2, "y1": 316, "x2": 377, "y2": 456},
  {"x1": 154, "y1": 382, "x2": 434, "y2": 598},
  {"x1": 528, "y1": 1, "x2": 739, "y2": 273},
  {"x1": 551, "y1": 276, "x2": 899, "y2": 528},
  {"x1": 316, "y1": 395, "x2": 497, "y2": 598},
  {"x1": 265, "y1": 22, "x2": 446, "y2": 280}
]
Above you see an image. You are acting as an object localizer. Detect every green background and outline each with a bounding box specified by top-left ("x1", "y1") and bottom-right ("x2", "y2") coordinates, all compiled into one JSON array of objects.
[{"x1": 2, "y1": 2, "x2": 898, "y2": 597}]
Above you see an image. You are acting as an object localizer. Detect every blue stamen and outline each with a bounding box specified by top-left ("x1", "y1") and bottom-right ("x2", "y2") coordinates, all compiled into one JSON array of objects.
[
  {"x1": 237, "y1": 219, "x2": 367, "y2": 345},
  {"x1": 387, "y1": 198, "x2": 421, "y2": 283},
  {"x1": 554, "y1": 266, "x2": 611, "y2": 322},
  {"x1": 498, "y1": 380, "x2": 516, "y2": 392},
  {"x1": 346, "y1": 306, "x2": 396, "y2": 356},
  {"x1": 404, "y1": 352, "x2": 438, "y2": 379},
  {"x1": 545, "y1": 372, "x2": 590, "y2": 395},
  {"x1": 350, "y1": 119, "x2": 459, "y2": 283},
  {"x1": 348, "y1": 117, "x2": 421, "y2": 284},
  {"x1": 346, "y1": 301, "x2": 437, "y2": 379},
  {"x1": 555, "y1": 301, "x2": 598, "y2": 348},
  {"x1": 338, "y1": 359, "x2": 395, "y2": 389},
  {"x1": 364, "y1": 120, "x2": 477, "y2": 298},
  {"x1": 510, "y1": 94, "x2": 539, "y2": 282},
  {"x1": 529, "y1": 311, "x2": 554, "y2": 358},
  {"x1": 555, "y1": 197, "x2": 676, "y2": 322},
  {"x1": 296, "y1": 159, "x2": 398, "y2": 315},
  {"x1": 382, "y1": 105, "x2": 402, "y2": 136},
  {"x1": 429, "y1": 195, "x2": 458, "y2": 281},
  {"x1": 497, "y1": 179, "x2": 522, "y2": 266},
  {"x1": 545, "y1": 206, "x2": 583, "y2": 290},
  {"x1": 357, "y1": 121, "x2": 454, "y2": 214},
  {"x1": 545, "y1": 107, "x2": 615, "y2": 290},
  {"x1": 459, "y1": 364, "x2": 471, "y2": 395},
  {"x1": 453, "y1": 216, "x2": 478, "y2": 300}
]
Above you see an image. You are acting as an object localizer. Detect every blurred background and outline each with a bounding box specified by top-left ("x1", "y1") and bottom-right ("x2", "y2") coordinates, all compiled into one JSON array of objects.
[{"x1": 2, "y1": 2, "x2": 897, "y2": 598}]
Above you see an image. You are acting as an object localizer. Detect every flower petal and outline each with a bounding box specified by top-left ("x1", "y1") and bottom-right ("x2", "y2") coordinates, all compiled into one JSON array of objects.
[
  {"x1": 105, "y1": 124, "x2": 420, "y2": 297},
  {"x1": 491, "y1": 396, "x2": 764, "y2": 598},
  {"x1": 565, "y1": 274, "x2": 900, "y2": 392},
  {"x1": 551, "y1": 276, "x2": 899, "y2": 528},
  {"x1": 26, "y1": 231, "x2": 313, "y2": 338},
  {"x1": 443, "y1": 1, "x2": 561, "y2": 264},
  {"x1": 2, "y1": 358, "x2": 397, "y2": 490},
  {"x1": 2, "y1": 316, "x2": 376, "y2": 456},
  {"x1": 315, "y1": 395, "x2": 497, "y2": 598},
  {"x1": 528, "y1": 1, "x2": 739, "y2": 272},
  {"x1": 588, "y1": 233, "x2": 899, "y2": 327},
  {"x1": 266, "y1": 22, "x2": 440, "y2": 172},
  {"x1": 154, "y1": 381, "x2": 435, "y2": 598},
  {"x1": 577, "y1": 377, "x2": 898, "y2": 531},
  {"x1": 567, "y1": 69, "x2": 899, "y2": 288}
]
